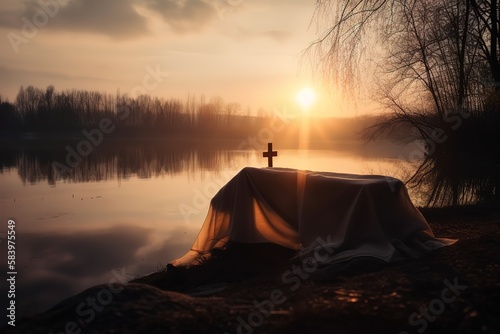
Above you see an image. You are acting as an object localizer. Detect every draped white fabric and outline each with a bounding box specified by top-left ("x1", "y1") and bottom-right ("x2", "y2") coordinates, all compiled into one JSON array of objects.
[{"x1": 174, "y1": 167, "x2": 456, "y2": 265}]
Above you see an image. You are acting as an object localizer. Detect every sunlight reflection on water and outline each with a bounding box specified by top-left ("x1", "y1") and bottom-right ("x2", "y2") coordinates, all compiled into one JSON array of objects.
[{"x1": 0, "y1": 143, "x2": 418, "y2": 318}]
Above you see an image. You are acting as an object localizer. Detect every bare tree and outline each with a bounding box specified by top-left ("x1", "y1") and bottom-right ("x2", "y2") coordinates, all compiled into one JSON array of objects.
[{"x1": 307, "y1": 0, "x2": 500, "y2": 205}]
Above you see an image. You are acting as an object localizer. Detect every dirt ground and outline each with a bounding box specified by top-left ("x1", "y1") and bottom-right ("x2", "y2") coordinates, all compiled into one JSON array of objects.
[{"x1": 7, "y1": 205, "x2": 500, "y2": 334}]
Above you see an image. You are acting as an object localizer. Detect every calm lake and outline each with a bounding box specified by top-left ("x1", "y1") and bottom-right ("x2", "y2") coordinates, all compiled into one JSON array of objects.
[{"x1": 0, "y1": 140, "x2": 422, "y2": 320}]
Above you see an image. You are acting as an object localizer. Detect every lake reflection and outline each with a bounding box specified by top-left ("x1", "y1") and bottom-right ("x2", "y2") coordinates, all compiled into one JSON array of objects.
[{"x1": 0, "y1": 140, "x2": 412, "y2": 320}]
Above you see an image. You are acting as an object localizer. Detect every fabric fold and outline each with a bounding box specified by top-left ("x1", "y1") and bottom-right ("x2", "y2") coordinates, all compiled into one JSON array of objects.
[{"x1": 174, "y1": 167, "x2": 456, "y2": 265}]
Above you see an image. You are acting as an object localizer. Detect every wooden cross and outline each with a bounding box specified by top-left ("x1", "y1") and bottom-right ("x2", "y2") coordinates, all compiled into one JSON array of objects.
[{"x1": 263, "y1": 143, "x2": 278, "y2": 167}]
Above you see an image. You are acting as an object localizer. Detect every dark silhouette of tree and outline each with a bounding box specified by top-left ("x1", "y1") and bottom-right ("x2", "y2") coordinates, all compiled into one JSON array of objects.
[
  {"x1": 307, "y1": 0, "x2": 500, "y2": 206},
  {"x1": 0, "y1": 95, "x2": 21, "y2": 132}
]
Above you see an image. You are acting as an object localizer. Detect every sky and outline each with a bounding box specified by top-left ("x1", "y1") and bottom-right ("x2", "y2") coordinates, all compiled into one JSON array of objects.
[{"x1": 0, "y1": 0, "x2": 363, "y2": 116}]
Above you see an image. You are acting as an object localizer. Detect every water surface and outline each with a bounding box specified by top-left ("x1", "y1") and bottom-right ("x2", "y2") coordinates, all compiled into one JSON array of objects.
[{"x1": 0, "y1": 141, "x2": 418, "y2": 319}]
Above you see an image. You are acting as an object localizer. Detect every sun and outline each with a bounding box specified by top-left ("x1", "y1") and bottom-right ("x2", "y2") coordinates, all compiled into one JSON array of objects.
[{"x1": 296, "y1": 87, "x2": 316, "y2": 110}]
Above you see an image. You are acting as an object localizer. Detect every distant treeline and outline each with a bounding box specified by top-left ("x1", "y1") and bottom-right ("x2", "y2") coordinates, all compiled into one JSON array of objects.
[
  {"x1": 0, "y1": 85, "x2": 383, "y2": 142},
  {"x1": 0, "y1": 85, "x2": 256, "y2": 136}
]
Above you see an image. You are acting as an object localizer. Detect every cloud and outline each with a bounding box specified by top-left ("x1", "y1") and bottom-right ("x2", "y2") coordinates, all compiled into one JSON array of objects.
[
  {"x1": 16, "y1": 225, "x2": 151, "y2": 278},
  {"x1": 264, "y1": 29, "x2": 293, "y2": 42},
  {"x1": 0, "y1": 224, "x2": 153, "y2": 316},
  {"x1": 0, "y1": 9, "x2": 21, "y2": 28},
  {"x1": 143, "y1": 0, "x2": 218, "y2": 33},
  {"x1": 0, "y1": 0, "x2": 221, "y2": 38},
  {"x1": 0, "y1": 0, "x2": 149, "y2": 38},
  {"x1": 227, "y1": 27, "x2": 293, "y2": 43},
  {"x1": 140, "y1": 227, "x2": 195, "y2": 261},
  {"x1": 44, "y1": 0, "x2": 149, "y2": 38}
]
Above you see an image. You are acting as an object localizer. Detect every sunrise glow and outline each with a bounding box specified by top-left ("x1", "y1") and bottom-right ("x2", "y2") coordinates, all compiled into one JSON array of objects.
[{"x1": 296, "y1": 87, "x2": 316, "y2": 111}]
